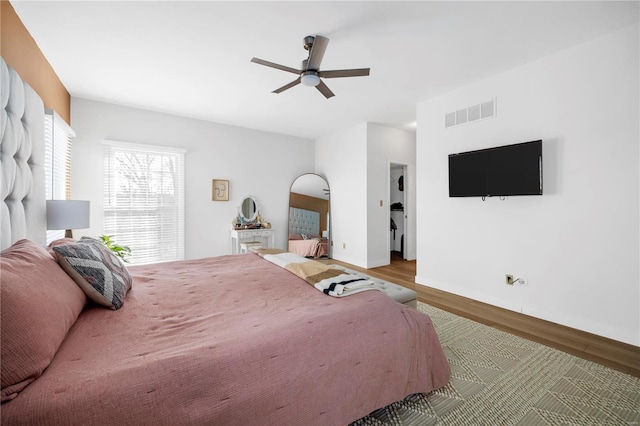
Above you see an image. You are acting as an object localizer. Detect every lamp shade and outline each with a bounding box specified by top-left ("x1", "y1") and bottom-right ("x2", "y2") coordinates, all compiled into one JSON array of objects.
[{"x1": 46, "y1": 200, "x2": 90, "y2": 230}]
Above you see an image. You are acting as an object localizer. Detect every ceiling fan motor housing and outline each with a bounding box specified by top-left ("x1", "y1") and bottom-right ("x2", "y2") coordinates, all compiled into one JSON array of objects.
[{"x1": 303, "y1": 35, "x2": 315, "y2": 51}]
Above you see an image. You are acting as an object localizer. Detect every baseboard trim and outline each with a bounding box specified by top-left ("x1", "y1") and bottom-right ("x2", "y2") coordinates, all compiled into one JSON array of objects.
[
  {"x1": 413, "y1": 283, "x2": 640, "y2": 378},
  {"x1": 415, "y1": 275, "x2": 638, "y2": 346}
]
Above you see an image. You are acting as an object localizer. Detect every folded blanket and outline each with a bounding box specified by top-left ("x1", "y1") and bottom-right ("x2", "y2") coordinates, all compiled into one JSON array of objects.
[{"x1": 254, "y1": 249, "x2": 377, "y2": 297}]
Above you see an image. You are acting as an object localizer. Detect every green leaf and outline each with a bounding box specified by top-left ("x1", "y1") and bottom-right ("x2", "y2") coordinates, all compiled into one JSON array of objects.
[{"x1": 98, "y1": 234, "x2": 132, "y2": 262}]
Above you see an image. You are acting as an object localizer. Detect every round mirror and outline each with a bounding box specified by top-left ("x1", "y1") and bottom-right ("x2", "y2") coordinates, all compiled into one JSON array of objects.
[{"x1": 240, "y1": 196, "x2": 258, "y2": 222}]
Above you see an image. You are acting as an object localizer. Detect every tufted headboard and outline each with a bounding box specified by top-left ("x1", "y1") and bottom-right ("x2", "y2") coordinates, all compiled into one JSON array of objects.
[
  {"x1": 0, "y1": 56, "x2": 46, "y2": 250},
  {"x1": 288, "y1": 207, "x2": 320, "y2": 237}
]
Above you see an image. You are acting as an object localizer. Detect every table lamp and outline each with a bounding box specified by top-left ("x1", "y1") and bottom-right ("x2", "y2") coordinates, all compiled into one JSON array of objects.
[{"x1": 46, "y1": 200, "x2": 90, "y2": 238}]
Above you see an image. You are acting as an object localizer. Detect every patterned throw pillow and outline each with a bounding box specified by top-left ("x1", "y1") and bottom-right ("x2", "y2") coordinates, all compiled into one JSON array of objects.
[{"x1": 52, "y1": 238, "x2": 132, "y2": 310}]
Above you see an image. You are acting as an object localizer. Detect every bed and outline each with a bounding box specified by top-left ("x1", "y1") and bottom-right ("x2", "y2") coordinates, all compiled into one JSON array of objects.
[
  {"x1": 288, "y1": 207, "x2": 329, "y2": 258},
  {"x1": 0, "y1": 57, "x2": 450, "y2": 425},
  {"x1": 288, "y1": 233, "x2": 330, "y2": 258},
  {"x1": 2, "y1": 243, "x2": 450, "y2": 425}
]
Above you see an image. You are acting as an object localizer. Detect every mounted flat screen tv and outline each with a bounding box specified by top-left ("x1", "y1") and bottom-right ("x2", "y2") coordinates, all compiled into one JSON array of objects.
[{"x1": 449, "y1": 140, "x2": 542, "y2": 197}]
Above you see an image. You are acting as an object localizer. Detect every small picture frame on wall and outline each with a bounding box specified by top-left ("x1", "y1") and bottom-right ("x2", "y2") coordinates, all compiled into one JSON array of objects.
[{"x1": 212, "y1": 179, "x2": 229, "y2": 201}]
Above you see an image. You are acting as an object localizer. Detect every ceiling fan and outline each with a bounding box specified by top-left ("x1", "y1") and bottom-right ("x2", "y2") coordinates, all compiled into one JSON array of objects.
[{"x1": 251, "y1": 35, "x2": 370, "y2": 99}]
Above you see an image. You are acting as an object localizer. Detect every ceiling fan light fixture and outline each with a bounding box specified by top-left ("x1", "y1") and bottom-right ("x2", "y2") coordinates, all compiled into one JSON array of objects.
[{"x1": 301, "y1": 72, "x2": 320, "y2": 87}]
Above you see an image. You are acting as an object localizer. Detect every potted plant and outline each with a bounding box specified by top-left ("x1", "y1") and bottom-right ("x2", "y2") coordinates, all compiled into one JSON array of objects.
[{"x1": 98, "y1": 235, "x2": 132, "y2": 263}]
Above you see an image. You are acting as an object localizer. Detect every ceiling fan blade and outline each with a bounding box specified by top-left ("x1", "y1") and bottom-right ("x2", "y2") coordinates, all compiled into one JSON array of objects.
[
  {"x1": 251, "y1": 58, "x2": 300, "y2": 75},
  {"x1": 307, "y1": 36, "x2": 329, "y2": 71},
  {"x1": 318, "y1": 68, "x2": 370, "y2": 78},
  {"x1": 272, "y1": 77, "x2": 301, "y2": 94},
  {"x1": 315, "y1": 80, "x2": 335, "y2": 99}
]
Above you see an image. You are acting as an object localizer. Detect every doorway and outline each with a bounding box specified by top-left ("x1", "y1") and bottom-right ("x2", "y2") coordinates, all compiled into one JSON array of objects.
[{"x1": 389, "y1": 163, "x2": 407, "y2": 261}]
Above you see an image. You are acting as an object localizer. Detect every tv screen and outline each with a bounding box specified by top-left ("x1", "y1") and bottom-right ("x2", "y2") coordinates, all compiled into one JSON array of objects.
[{"x1": 449, "y1": 140, "x2": 542, "y2": 197}]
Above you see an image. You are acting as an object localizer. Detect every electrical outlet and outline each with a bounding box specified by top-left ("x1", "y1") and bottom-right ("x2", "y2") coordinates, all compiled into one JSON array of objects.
[{"x1": 506, "y1": 274, "x2": 514, "y2": 285}]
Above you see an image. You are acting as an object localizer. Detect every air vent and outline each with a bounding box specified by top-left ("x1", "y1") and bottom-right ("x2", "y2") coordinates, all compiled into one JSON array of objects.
[
  {"x1": 445, "y1": 98, "x2": 496, "y2": 128},
  {"x1": 445, "y1": 112, "x2": 456, "y2": 128},
  {"x1": 456, "y1": 109, "x2": 467, "y2": 125}
]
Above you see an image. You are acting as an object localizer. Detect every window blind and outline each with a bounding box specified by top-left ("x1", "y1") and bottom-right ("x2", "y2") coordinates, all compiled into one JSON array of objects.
[
  {"x1": 103, "y1": 141, "x2": 185, "y2": 265},
  {"x1": 44, "y1": 109, "x2": 74, "y2": 243}
]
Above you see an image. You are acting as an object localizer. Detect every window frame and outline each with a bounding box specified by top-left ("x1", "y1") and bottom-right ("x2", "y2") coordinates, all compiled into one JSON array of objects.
[
  {"x1": 44, "y1": 109, "x2": 74, "y2": 244},
  {"x1": 103, "y1": 140, "x2": 186, "y2": 265}
]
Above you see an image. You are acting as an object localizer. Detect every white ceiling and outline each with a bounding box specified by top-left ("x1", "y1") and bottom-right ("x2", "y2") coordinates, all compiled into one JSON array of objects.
[{"x1": 11, "y1": 1, "x2": 638, "y2": 140}]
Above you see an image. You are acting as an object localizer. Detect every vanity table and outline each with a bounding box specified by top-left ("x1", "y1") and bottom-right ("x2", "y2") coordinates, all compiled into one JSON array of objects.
[
  {"x1": 230, "y1": 195, "x2": 275, "y2": 254},
  {"x1": 230, "y1": 227, "x2": 275, "y2": 254}
]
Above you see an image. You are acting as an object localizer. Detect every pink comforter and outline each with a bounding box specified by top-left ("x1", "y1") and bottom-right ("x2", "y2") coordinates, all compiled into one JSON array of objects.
[
  {"x1": 2, "y1": 253, "x2": 450, "y2": 425},
  {"x1": 288, "y1": 238, "x2": 329, "y2": 258}
]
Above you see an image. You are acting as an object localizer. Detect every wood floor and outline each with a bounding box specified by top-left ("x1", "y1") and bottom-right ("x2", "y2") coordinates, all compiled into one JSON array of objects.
[{"x1": 325, "y1": 253, "x2": 640, "y2": 378}]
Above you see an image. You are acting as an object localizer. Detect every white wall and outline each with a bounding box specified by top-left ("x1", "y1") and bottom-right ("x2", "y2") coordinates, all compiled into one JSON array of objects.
[
  {"x1": 70, "y1": 98, "x2": 314, "y2": 260},
  {"x1": 416, "y1": 24, "x2": 639, "y2": 345},
  {"x1": 316, "y1": 122, "x2": 417, "y2": 268},
  {"x1": 316, "y1": 122, "x2": 368, "y2": 267},
  {"x1": 366, "y1": 123, "x2": 416, "y2": 267}
]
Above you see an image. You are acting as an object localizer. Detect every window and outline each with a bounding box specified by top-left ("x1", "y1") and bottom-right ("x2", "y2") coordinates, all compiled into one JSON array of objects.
[
  {"x1": 103, "y1": 141, "x2": 185, "y2": 264},
  {"x1": 44, "y1": 109, "x2": 73, "y2": 244}
]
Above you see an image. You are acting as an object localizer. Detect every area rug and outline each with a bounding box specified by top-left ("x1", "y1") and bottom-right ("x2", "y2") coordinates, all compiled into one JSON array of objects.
[{"x1": 352, "y1": 302, "x2": 640, "y2": 426}]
